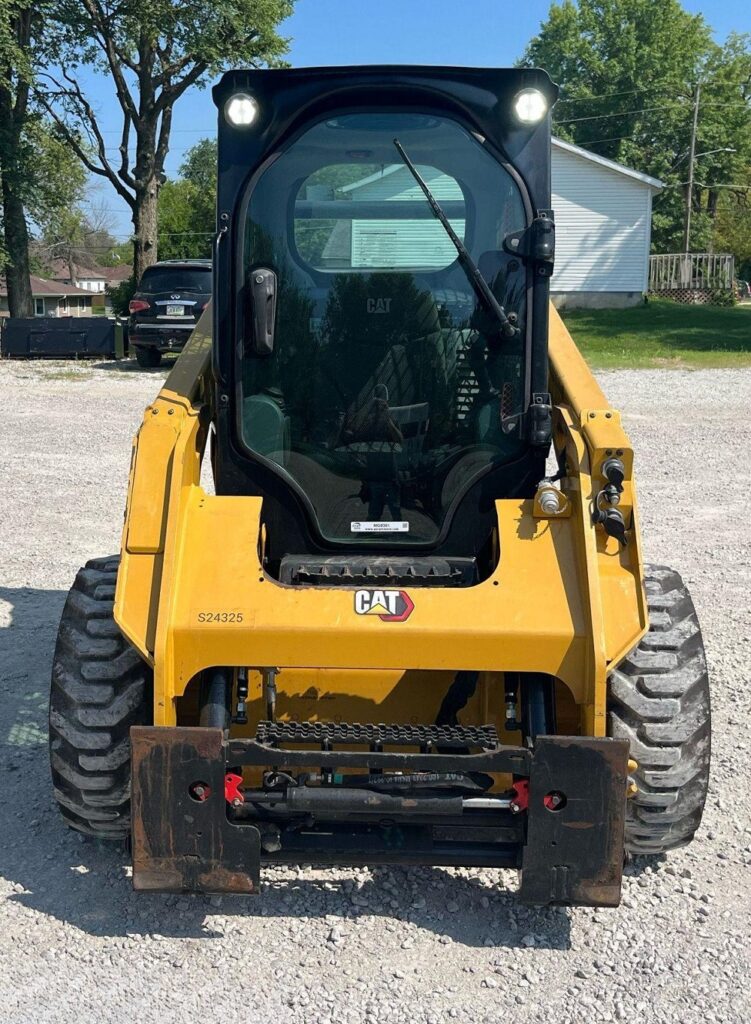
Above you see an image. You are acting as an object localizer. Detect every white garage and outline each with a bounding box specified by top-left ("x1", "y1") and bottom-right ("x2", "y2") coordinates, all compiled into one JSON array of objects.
[{"x1": 551, "y1": 138, "x2": 663, "y2": 308}]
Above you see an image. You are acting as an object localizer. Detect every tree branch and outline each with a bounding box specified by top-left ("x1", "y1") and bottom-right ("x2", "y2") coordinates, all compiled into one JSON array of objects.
[
  {"x1": 35, "y1": 73, "x2": 135, "y2": 210},
  {"x1": 154, "y1": 106, "x2": 172, "y2": 178},
  {"x1": 154, "y1": 60, "x2": 209, "y2": 116},
  {"x1": 153, "y1": 50, "x2": 194, "y2": 88},
  {"x1": 10, "y1": 9, "x2": 32, "y2": 129},
  {"x1": 118, "y1": 109, "x2": 135, "y2": 190},
  {"x1": 154, "y1": 29, "x2": 259, "y2": 92},
  {"x1": 79, "y1": 0, "x2": 139, "y2": 120},
  {"x1": 12, "y1": 77, "x2": 30, "y2": 132}
]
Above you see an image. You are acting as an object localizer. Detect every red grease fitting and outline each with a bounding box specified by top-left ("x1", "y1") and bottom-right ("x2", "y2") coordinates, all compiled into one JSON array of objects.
[
  {"x1": 544, "y1": 790, "x2": 567, "y2": 811},
  {"x1": 188, "y1": 780, "x2": 211, "y2": 802},
  {"x1": 224, "y1": 773, "x2": 244, "y2": 806}
]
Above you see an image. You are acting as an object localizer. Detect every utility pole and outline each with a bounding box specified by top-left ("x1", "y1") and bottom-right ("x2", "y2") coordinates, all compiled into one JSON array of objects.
[{"x1": 682, "y1": 83, "x2": 701, "y2": 254}]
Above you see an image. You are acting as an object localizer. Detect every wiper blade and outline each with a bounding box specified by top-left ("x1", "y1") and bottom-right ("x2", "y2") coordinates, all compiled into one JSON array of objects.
[{"x1": 393, "y1": 138, "x2": 518, "y2": 340}]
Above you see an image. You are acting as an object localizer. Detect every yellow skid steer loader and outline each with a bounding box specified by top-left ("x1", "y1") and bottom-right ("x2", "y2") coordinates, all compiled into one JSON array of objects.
[{"x1": 49, "y1": 66, "x2": 710, "y2": 907}]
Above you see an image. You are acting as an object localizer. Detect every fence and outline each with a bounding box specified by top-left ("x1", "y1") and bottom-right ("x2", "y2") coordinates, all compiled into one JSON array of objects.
[
  {"x1": 0, "y1": 316, "x2": 124, "y2": 358},
  {"x1": 648, "y1": 253, "x2": 735, "y2": 305}
]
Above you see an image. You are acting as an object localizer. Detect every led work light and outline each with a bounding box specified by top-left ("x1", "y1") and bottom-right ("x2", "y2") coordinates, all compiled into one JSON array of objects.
[
  {"x1": 514, "y1": 88, "x2": 547, "y2": 124},
  {"x1": 225, "y1": 93, "x2": 260, "y2": 127}
]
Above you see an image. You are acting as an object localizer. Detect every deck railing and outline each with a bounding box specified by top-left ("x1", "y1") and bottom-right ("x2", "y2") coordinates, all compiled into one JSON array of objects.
[{"x1": 649, "y1": 253, "x2": 735, "y2": 302}]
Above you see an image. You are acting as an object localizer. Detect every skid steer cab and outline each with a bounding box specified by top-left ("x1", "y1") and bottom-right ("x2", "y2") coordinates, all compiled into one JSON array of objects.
[{"x1": 50, "y1": 66, "x2": 710, "y2": 908}]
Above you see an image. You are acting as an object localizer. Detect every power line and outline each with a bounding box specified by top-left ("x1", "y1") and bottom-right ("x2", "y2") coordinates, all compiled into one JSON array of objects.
[
  {"x1": 556, "y1": 103, "x2": 688, "y2": 124},
  {"x1": 96, "y1": 128, "x2": 216, "y2": 136},
  {"x1": 564, "y1": 126, "x2": 686, "y2": 147},
  {"x1": 694, "y1": 100, "x2": 751, "y2": 107},
  {"x1": 556, "y1": 81, "x2": 749, "y2": 106},
  {"x1": 557, "y1": 100, "x2": 748, "y2": 123},
  {"x1": 557, "y1": 86, "x2": 678, "y2": 105}
]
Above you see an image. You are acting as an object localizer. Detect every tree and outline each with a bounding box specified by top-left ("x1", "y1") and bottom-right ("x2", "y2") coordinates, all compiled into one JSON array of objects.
[
  {"x1": 106, "y1": 274, "x2": 136, "y2": 317},
  {"x1": 0, "y1": 2, "x2": 86, "y2": 315},
  {"x1": 36, "y1": 202, "x2": 122, "y2": 280},
  {"x1": 178, "y1": 137, "x2": 217, "y2": 195},
  {"x1": 713, "y1": 174, "x2": 751, "y2": 279},
  {"x1": 157, "y1": 138, "x2": 217, "y2": 261},
  {"x1": 94, "y1": 236, "x2": 133, "y2": 268},
  {"x1": 521, "y1": 2, "x2": 751, "y2": 253},
  {"x1": 39, "y1": 1, "x2": 293, "y2": 284},
  {"x1": 695, "y1": 35, "x2": 751, "y2": 256},
  {"x1": 0, "y1": 1, "x2": 36, "y2": 314},
  {"x1": 1, "y1": 3, "x2": 86, "y2": 314}
]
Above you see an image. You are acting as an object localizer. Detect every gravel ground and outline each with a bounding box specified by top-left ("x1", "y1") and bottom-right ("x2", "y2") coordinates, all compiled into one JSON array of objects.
[{"x1": 0, "y1": 357, "x2": 749, "y2": 1024}]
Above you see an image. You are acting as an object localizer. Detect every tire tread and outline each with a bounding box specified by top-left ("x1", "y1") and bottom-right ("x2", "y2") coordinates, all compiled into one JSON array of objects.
[
  {"x1": 608, "y1": 564, "x2": 710, "y2": 855},
  {"x1": 49, "y1": 557, "x2": 152, "y2": 839}
]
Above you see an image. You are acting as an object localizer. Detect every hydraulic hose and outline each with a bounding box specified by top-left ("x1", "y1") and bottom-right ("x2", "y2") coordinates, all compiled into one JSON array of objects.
[{"x1": 199, "y1": 667, "x2": 232, "y2": 730}]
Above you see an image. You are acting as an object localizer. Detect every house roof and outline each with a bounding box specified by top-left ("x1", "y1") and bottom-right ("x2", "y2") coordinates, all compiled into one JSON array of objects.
[
  {"x1": 340, "y1": 139, "x2": 664, "y2": 195},
  {"x1": 100, "y1": 264, "x2": 131, "y2": 282},
  {"x1": 552, "y1": 138, "x2": 663, "y2": 191},
  {"x1": 0, "y1": 274, "x2": 94, "y2": 299},
  {"x1": 47, "y1": 259, "x2": 131, "y2": 284}
]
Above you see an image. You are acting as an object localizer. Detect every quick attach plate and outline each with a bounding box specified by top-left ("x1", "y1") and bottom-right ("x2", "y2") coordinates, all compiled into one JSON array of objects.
[
  {"x1": 519, "y1": 736, "x2": 629, "y2": 907},
  {"x1": 130, "y1": 727, "x2": 628, "y2": 906},
  {"x1": 131, "y1": 726, "x2": 260, "y2": 894}
]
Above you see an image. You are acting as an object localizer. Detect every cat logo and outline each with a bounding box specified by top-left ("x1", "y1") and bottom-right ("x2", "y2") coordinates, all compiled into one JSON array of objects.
[
  {"x1": 366, "y1": 297, "x2": 392, "y2": 314},
  {"x1": 354, "y1": 589, "x2": 414, "y2": 622}
]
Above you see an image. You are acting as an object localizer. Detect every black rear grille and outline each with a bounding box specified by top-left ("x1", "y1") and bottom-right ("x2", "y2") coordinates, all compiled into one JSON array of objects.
[
  {"x1": 255, "y1": 719, "x2": 500, "y2": 751},
  {"x1": 279, "y1": 555, "x2": 477, "y2": 587}
]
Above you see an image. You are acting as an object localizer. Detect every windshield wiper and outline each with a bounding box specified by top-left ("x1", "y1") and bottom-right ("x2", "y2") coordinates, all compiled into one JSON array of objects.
[{"x1": 393, "y1": 138, "x2": 518, "y2": 340}]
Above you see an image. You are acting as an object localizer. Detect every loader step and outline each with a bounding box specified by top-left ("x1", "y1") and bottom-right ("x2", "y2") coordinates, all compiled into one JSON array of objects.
[{"x1": 255, "y1": 720, "x2": 500, "y2": 751}]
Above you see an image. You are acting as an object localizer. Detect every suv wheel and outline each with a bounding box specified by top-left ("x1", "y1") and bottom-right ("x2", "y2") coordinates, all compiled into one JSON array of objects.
[{"x1": 135, "y1": 346, "x2": 162, "y2": 368}]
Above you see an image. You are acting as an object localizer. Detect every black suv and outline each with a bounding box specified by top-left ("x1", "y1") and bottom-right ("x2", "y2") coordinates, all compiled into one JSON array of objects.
[{"x1": 128, "y1": 259, "x2": 212, "y2": 367}]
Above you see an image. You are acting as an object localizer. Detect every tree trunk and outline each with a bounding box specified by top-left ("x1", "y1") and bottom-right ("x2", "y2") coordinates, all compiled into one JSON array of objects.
[
  {"x1": 707, "y1": 189, "x2": 718, "y2": 220},
  {"x1": 0, "y1": 68, "x2": 33, "y2": 318},
  {"x1": 1, "y1": 173, "x2": 33, "y2": 317},
  {"x1": 132, "y1": 177, "x2": 160, "y2": 283}
]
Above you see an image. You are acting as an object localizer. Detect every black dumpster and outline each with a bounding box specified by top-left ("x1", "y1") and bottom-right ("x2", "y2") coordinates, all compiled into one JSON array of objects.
[{"x1": 0, "y1": 317, "x2": 124, "y2": 358}]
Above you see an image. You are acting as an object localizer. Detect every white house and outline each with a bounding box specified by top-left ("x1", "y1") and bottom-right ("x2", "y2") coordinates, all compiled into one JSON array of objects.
[
  {"x1": 48, "y1": 259, "x2": 131, "y2": 295},
  {"x1": 327, "y1": 140, "x2": 662, "y2": 309},
  {"x1": 551, "y1": 138, "x2": 662, "y2": 308}
]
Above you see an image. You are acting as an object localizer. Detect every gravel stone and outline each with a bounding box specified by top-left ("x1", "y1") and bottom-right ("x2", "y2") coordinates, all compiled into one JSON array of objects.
[{"x1": 0, "y1": 360, "x2": 749, "y2": 1024}]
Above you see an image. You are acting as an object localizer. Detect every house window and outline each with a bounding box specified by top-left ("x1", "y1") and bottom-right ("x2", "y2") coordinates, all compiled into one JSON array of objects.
[
  {"x1": 35, "y1": 298, "x2": 45, "y2": 316},
  {"x1": 59, "y1": 298, "x2": 68, "y2": 314}
]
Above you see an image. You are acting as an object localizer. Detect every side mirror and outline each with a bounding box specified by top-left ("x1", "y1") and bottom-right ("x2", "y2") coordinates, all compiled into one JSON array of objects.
[{"x1": 247, "y1": 267, "x2": 277, "y2": 355}]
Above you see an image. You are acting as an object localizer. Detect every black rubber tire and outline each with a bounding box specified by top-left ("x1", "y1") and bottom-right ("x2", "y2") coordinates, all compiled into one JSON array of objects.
[
  {"x1": 49, "y1": 556, "x2": 152, "y2": 839},
  {"x1": 135, "y1": 346, "x2": 161, "y2": 368},
  {"x1": 608, "y1": 565, "x2": 711, "y2": 855}
]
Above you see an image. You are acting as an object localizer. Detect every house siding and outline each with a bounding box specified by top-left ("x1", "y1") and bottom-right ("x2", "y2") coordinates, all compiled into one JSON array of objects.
[
  {"x1": 351, "y1": 166, "x2": 465, "y2": 269},
  {"x1": 1, "y1": 293, "x2": 93, "y2": 318},
  {"x1": 551, "y1": 147, "x2": 652, "y2": 295}
]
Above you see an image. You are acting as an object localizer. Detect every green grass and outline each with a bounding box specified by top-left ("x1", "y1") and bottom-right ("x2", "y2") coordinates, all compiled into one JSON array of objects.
[
  {"x1": 43, "y1": 368, "x2": 93, "y2": 381},
  {"x1": 562, "y1": 300, "x2": 751, "y2": 369}
]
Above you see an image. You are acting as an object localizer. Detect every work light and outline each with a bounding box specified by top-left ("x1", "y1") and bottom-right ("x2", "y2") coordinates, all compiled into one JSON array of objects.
[
  {"x1": 514, "y1": 88, "x2": 548, "y2": 125},
  {"x1": 225, "y1": 93, "x2": 260, "y2": 127}
]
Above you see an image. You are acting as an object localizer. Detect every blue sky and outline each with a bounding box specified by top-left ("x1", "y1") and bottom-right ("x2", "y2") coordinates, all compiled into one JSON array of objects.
[{"x1": 80, "y1": 0, "x2": 749, "y2": 240}]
